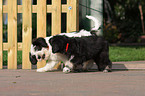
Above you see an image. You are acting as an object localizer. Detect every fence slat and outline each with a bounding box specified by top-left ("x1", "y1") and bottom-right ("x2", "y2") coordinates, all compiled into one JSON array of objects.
[
  {"x1": 52, "y1": 0, "x2": 61, "y2": 35},
  {"x1": 7, "y1": 0, "x2": 17, "y2": 69},
  {"x1": 67, "y1": 0, "x2": 79, "y2": 32},
  {"x1": 3, "y1": 43, "x2": 22, "y2": 51},
  {"x1": 37, "y1": 0, "x2": 47, "y2": 68},
  {"x1": 3, "y1": 5, "x2": 67, "y2": 13},
  {"x1": 22, "y1": 0, "x2": 32, "y2": 69},
  {"x1": 0, "y1": 0, "x2": 3, "y2": 69}
]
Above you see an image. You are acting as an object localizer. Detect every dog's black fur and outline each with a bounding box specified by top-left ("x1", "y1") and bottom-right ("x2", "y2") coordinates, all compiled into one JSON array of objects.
[
  {"x1": 32, "y1": 37, "x2": 48, "y2": 51},
  {"x1": 29, "y1": 53, "x2": 37, "y2": 65},
  {"x1": 49, "y1": 35, "x2": 112, "y2": 72}
]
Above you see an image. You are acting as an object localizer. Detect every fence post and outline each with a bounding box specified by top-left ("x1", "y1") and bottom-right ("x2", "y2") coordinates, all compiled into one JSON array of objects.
[
  {"x1": 7, "y1": 0, "x2": 17, "y2": 69},
  {"x1": 67, "y1": 0, "x2": 79, "y2": 32},
  {"x1": 0, "y1": 0, "x2": 3, "y2": 69},
  {"x1": 37, "y1": 0, "x2": 47, "y2": 69},
  {"x1": 52, "y1": 0, "x2": 61, "y2": 35},
  {"x1": 51, "y1": 0, "x2": 62, "y2": 69},
  {"x1": 22, "y1": 0, "x2": 32, "y2": 69}
]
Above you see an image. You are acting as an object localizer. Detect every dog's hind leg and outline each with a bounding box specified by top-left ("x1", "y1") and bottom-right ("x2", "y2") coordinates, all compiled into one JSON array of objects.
[
  {"x1": 94, "y1": 52, "x2": 112, "y2": 72},
  {"x1": 99, "y1": 55, "x2": 112, "y2": 73},
  {"x1": 93, "y1": 57, "x2": 103, "y2": 71},
  {"x1": 104, "y1": 59, "x2": 112, "y2": 72}
]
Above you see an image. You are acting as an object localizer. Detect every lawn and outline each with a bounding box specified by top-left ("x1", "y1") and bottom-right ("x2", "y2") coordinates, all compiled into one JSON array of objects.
[
  {"x1": 109, "y1": 46, "x2": 145, "y2": 62},
  {"x1": 2, "y1": 46, "x2": 145, "y2": 65}
]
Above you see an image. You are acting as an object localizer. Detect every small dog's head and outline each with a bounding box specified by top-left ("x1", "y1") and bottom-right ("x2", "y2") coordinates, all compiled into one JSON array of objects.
[
  {"x1": 29, "y1": 37, "x2": 49, "y2": 65},
  {"x1": 49, "y1": 35, "x2": 68, "y2": 53}
]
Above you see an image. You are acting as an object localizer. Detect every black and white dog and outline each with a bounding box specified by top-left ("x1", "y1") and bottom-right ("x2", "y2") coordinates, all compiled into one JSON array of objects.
[
  {"x1": 49, "y1": 35, "x2": 112, "y2": 72},
  {"x1": 29, "y1": 15, "x2": 100, "y2": 73}
]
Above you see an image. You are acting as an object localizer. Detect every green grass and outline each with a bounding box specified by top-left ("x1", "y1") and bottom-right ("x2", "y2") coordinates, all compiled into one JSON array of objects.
[
  {"x1": 110, "y1": 46, "x2": 145, "y2": 62},
  {"x1": 2, "y1": 46, "x2": 145, "y2": 65}
]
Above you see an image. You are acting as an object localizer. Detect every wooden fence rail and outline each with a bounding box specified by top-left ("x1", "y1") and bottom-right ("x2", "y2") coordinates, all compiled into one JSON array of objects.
[{"x1": 0, "y1": 0, "x2": 79, "y2": 69}]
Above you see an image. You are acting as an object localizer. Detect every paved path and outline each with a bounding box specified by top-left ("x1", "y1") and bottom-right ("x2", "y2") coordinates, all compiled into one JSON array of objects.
[{"x1": 0, "y1": 69, "x2": 145, "y2": 96}]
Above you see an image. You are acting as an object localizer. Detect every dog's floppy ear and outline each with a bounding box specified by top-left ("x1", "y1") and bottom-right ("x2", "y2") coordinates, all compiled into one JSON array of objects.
[
  {"x1": 49, "y1": 36, "x2": 61, "y2": 53},
  {"x1": 32, "y1": 37, "x2": 48, "y2": 48},
  {"x1": 29, "y1": 52, "x2": 37, "y2": 65},
  {"x1": 49, "y1": 35, "x2": 68, "y2": 53},
  {"x1": 49, "y1": 37, "x2": 53, "y2": 45}
]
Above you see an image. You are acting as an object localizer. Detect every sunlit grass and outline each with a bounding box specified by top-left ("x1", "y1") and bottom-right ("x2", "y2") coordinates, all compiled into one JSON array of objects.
[{"x1": 109, "y1": 46, "x2": 145, "y2": 62}]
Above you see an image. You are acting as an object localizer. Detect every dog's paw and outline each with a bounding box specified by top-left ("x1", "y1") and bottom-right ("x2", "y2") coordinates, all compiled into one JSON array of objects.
[
  {"x1": 63, "y1": 67, "x2": 71, "y2": 74},
  {"x1": 103, "y1": 69, "x2": 112, "y2": 73},
  {"x1": 36, "y1": 68, "x2": 47, "y2": 72},
  {"x1": 36, "y1": 68, "x2": 52, "y2": 72},
  {"x1": 103, "y1": 69, "x2": 108, "y2": 73}
]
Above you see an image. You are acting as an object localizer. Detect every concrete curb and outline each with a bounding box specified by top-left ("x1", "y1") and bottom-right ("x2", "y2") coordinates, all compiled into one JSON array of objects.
[
  {"x1": 91, "y1": 61, "x2": 145, "y2": 70},
  {"x1": 112, "y1": 61, "x2": 145, "y2": 70}
]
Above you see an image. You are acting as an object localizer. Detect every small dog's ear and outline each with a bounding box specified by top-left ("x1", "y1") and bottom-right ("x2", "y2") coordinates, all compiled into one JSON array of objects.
[{"x1": 32, "y1": 37, "x2": 48, "y2": 48}]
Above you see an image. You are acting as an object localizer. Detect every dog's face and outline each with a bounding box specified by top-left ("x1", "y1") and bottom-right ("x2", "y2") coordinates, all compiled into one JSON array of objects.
[
  {"x1": 49, "y1": 35, "x2": 68, "y2": 53},
  {"x1": 29, "y1": 37, "x2": 49, "y2": 65}
]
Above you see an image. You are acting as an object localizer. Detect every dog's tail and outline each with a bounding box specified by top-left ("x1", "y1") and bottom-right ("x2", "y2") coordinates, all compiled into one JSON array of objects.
[
  {"x1": 86, "y1": 15, "x2": 101, "y2": 35},
  {"x1": 86, "y1": 15, "x2": 101, "y2": 31}
]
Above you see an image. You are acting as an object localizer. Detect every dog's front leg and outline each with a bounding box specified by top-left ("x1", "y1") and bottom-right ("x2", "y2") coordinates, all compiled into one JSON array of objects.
[
  {"x1": 69, "y1": 56, "x2": 85, "y2": 72},
  {"x1": 70, "y1": 56, "x2": 85, "y2": 65},
  {"x1": 63, "y1": 61, "x2": 73, "y2": 73},
  {"x1": 36, "y1": 61, "x2": 59, "y2": 72}
]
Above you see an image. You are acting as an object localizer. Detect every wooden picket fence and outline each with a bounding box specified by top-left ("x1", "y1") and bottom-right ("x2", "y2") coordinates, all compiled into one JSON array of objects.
[{"x1": 0, "y1": 0, "x2": 79, "y2": 69}]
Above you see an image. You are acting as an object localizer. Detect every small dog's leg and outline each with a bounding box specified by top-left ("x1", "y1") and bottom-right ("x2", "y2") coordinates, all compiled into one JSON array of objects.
[
  {"x1": 83, "y1": 60, "x2": 94, "y2": 71},
  {"x1": 36, "y1": 61, "x2": 59, "y2": 72},
  {"x1": 73, "y1": 64, "x2": 83, "y2": 72}
]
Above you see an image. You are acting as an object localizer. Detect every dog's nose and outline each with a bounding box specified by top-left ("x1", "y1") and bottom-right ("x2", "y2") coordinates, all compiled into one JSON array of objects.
[{"x1": 38, "y1": 55, "x2": 41, "y2": 59}]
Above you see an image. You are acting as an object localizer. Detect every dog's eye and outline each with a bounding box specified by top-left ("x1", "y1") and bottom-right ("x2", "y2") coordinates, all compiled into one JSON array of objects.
[{"x1": 38, "y1": 55, "x2": 41, "y2": 59}]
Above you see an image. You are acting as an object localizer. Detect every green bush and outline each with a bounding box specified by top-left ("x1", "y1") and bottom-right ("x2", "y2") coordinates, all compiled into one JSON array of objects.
[
  {"x1": 104, "y1": 23, "x2": 120, "y2": 43},
  {"x1": 104, "y1": 0, "x2": 144, "y2": 43}
]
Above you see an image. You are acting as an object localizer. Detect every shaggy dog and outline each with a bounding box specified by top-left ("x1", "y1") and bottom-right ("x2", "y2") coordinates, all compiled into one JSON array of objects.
[
  {"x1": 49, "y1": 35, "x2": 112, "y2": 72},
  {"x1": 29, "y1": 15, "x2": 100, "y2": 73},
  {"x1": 29, "y1": 33, "x2": 94, "y2": 73}
]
